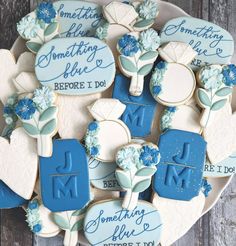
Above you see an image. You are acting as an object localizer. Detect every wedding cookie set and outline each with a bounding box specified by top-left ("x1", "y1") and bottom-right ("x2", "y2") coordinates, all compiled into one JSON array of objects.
[{"x1": 0, "y1": 0, "x2": 235, "y2": 246}]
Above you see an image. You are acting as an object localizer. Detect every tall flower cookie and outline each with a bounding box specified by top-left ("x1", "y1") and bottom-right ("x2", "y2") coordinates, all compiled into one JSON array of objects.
[
  {"x1": 15, "y1": 86, "x2": 58, "y2": 157},
  {"x1": 196, "y1": 64, "x2": 234, "y2": 128},
  {"x1": 85, "y1": 99, "x2": 131, "y2": 162},
  {"x1": 116, "y1": 142, "x2": 160, "y2": 210},
  {"x1": 17, "y1": 1, "x2": 59, "y2": 53},
  {"x1": 117, "y1": 29, "x2": 160, "y2": 96},
  {"x1": 150, "y1": 42, "x2": 197, "y2": 106}
]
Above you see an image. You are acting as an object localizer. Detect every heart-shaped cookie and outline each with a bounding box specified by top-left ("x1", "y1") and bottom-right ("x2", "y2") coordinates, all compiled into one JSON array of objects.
[
  {"x1": 0, "y1": 127, "x2": 38, "y2": 199},
  {"x1": 152, "y1": 192, "x2": 205, "y2": 246},
  {"x1": 0, "y1": 50, "x2": 35, "y2": 104},
  {"x1": 203, "y1": 103, "x2": 236, "y2": 163}
]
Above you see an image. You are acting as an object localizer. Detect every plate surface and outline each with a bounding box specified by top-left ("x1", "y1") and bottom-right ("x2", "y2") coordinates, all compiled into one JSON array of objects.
[{"x1": 6, "y1": 0, "x2": 233, "y2": 245}]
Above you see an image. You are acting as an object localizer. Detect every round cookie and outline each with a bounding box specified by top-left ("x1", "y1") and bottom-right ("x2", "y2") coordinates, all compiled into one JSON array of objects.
[{"x1": 160, "y1": 105, "x2": 202, "y2": 133}]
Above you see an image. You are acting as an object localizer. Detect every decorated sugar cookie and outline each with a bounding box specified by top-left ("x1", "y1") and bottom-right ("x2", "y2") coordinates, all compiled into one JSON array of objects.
[
  {"x1": 84, "y1": 199, "x2": 162, "y2": 245},
  {"x1": 112, "y1": 74, "x2": 157, "y2": 137},
  {"x1": 0, "y1": 127, "x2": 38, "y2": 200},
  {"x1": 88, "y1": 156, "x2": 121, "y2": 191},
  {"x1": 117, "y1": 29, "x2": 160, "y2": 96},
  {"x1": 35, "y1": 37, "x2": 115, "y2": 95},
  {"x1": 17, "y1": 2, "x2": 59, "y2": 53},
  {"x1": 150, "y1": 42, "x2": 197, "y2": 106},
  {"x1": 52, "y1": 208, "x2": 87, "y2": 246},
  {"x1": 203, "y1": 102, "x2": 236, "y2": 164},
  {"x1": 0, "y1": 50, "x2": 35, "y2": 104},
  {"x1": 26, "y1": 197, "x2": 61, "y2": 237},
  {"x1": 54, "y1": 1, "x2": 103, "y2": 37},
  {"x1": 154, "y1": 129, "x2": 206, "y2": 201},
  {"x1": 160, "y1": 105, "x2": 202, "y2": 133},
  {"x1": 40, "y1": 139, "x2": 90, "y2": 212},
  {"x1": 116, "y1": 142, "x2": 160, "y2": 210},
  {"x1": 15, "y1": 87, "x2": 58, "y2": 157},
  {"x1": 196, "y1": 64, "x2": 235, "y2": 128},
  {"x1": 85, "y1": 99, "x2": 131, "y2": 162},
  {"x1": 152, "y1": 192, "x2": 205, "y2": 246},
  {"x1": 204, "y1": 153, "x2": 236, "y2": 177},
  {"x1": 160, "y1": 17, "x2": 234, "y2": 70},
  {"x1": 0, "y1": 181, "x2": 26, "y2": 209},
  {"x1": 96, "y1": 2, "x2": 137, "y2": 57}
]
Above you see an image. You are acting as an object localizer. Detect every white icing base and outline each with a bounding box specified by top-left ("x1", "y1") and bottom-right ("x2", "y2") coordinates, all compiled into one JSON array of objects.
[
  {"x1": 157, "y1": 63, "x2": 196, "y2": 106},
  {"x1": 96, "y1": 120, "x2": 131, "y2": 162},
  {"x1": 167, "y1": 105, "x2": 202, "y2": 133}
]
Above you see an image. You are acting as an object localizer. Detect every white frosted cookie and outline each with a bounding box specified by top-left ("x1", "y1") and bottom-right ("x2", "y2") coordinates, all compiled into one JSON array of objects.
[
  {"x1": 152, "y1": 192, "x2": 205, "y2": 246},
  {"x1": 160, "y1": 105, "x2": 202, "y2": 133},
  {"x1": 150, "y1": 42, "x2": 197, "y2": 106}
]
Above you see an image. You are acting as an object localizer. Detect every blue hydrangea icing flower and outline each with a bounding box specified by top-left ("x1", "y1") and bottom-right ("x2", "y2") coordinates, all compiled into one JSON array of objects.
[
  {"x1": 150, "y1": 61, "x2": 168, "y2": 96},
  {"x1": 85, "y1": 121, "x2": 101, "y2": 158},
  {"x1": 222, "y1": 64, "x2": 236, "y2": 86},
  {"x1": 199, "y1": 65, "x2": 224, "y2": 90},
  {"x1": 118, "y1": 34, "x2": 140, "y2": 57},
  {"x1": 116, "y1": 146, "x2": 140, "y2": 170},
  {"x1": 36, "y1": 2, "x2": 56, "y2": 24},
  {"x1": 139, "y1": 145, "x2": 161, "y2": 166},
  {"x1": 26, "y1": 199, "x2": 42, "y2": 234},
  {"x1": 33, "y1": 86, "x2": 55, "y2": 110},
  {"x1": 17, "y1": 15, "x2": 40, "y2": 39},
  {"x1": 138, "y1": 0, "x2": 158, "y2": 20},
  {"x1": 160, "y1": 107, "x2": 177, "y2": 131},
  {"x1": 15, "y1": 98, "x2": 36, "y2": 120},
  {"x1": 139, "y1": 28, "x2": 160, "y2": 51}
]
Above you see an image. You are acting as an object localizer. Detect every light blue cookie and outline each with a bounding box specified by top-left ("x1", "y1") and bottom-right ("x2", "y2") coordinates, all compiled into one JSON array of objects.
[
  {"x1": 160, "y1": 17, "x2": 234, "y2": 70},
  {"x1": 84, "y1": 200, "x2": 162, "y2": 245},
  {"x1": 54, "y1": 1, "x2": 103, "y2": 38},
  {"x1": 35, "y1": 37, "x2": 115, "y2": 95}
]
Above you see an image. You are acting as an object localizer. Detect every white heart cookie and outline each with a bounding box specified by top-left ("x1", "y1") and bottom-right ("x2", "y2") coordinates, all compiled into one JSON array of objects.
[
  {"x1": 152, "y1": 192, "x2": 205, "y2": 246},
  {"x1": 204, "y1": 103, "x2": 236, "y2": 163},
  {"x1": 0, "y1": 50, "x2": 35, "y2": 104},
  {"x1": 0, "y1": 127, "x2": 38, "y2": 199}
]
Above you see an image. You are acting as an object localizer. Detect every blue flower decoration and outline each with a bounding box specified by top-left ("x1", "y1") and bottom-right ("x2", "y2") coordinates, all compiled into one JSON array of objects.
[
  {"x1": 36, "y1": 2, "x2": 56, "y2": 24},
  {"x1": 28, "y1": 200, "x2": 39, "y2": 210},
  {"x1": 15, "y1": 98, "x2": 36, "y2": 120},
  {"x1": 33, "y1": 224, "x2": 42, "y2": 233},
  {"x1": 222, "y1": 64, "x2": 236, "y2": 86},
  {"x1": 4, "y1": 106, "x2": 14, "y2": 115},
  {"x1": 140, "y1": 145, "x2": 160, "y2": 166},
  {"x1": 88, "y1": 122, "x2": 98, "y2": 131},
  {"x1": 152, "y1": 85, "x2": 161, "y2": 95},
  {"x1": 118, "y1": 34, "x2": 140, "y2": 57},
  {"x1": 90, "y1": 146, "x2": 99, "y2": 157},
  {"x1": 167, "y1": 107, "x2": 176, "y2": 113},
  {"x1": 202, "y1": 179, "x2": 212, "y2": 197},
  {"x1": 156, "y1": 61, "x2": 166, "y2": 70}
]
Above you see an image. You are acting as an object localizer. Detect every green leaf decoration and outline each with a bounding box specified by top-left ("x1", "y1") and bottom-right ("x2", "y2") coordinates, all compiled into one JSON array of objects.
[
  {"x1": 39, "y1": 20, "x2": 46, "y2": 29},
  {"x1": 23, "y1": 123, "x2": 40, "y2": 136},
  {"x1": 133, "y1": 19, "x2": 154, "y2": 28},
  {"x1": 197, "y1": 89, "x2": 211, "y2": 107},
  {"x1": 211, "y1": 99, "x2": 227, "y2": 111},
  {"x1": 215, "y1": 87, "x2": 233, "y2": 97},
  {"x1": 44, "y1": 22, "x2": 58, "y2": 36},
  {"x1": 40, "y1": 119, "x2": 57, "y2": 135},
  {"x1": 132, "y1": 179, "x2": 151, "y2": 193},
  {"x1": 26, "y1": 42, "x2": 42, "y2": 53},
  {"x1": 139, "y1": 51, "x2": 158, "y2": 61},
  {"x1": 52, "y1": 213, "x2": 70, "y2": 230},
  {"x1": 72, "y1": 207, "x2": 87, "y2": 217},
  {"x1": 119, "y1": 56, "x2": 137, "y2": 73},
  {"x1": 115, "y1": 170, "x2": 132, "y2": 189},
  {"x1": 135, "y1": 167, "x2": 157, "y2": 177},
  {"x1": 39, "y1": 106, "x2": 57, "y2": 122},
  {"x1": 71, "y1": 219, "x2": 84, "y2": 232},
  {"x1": 138, "y1": 64, "x2": 153, "y2": 76}
]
